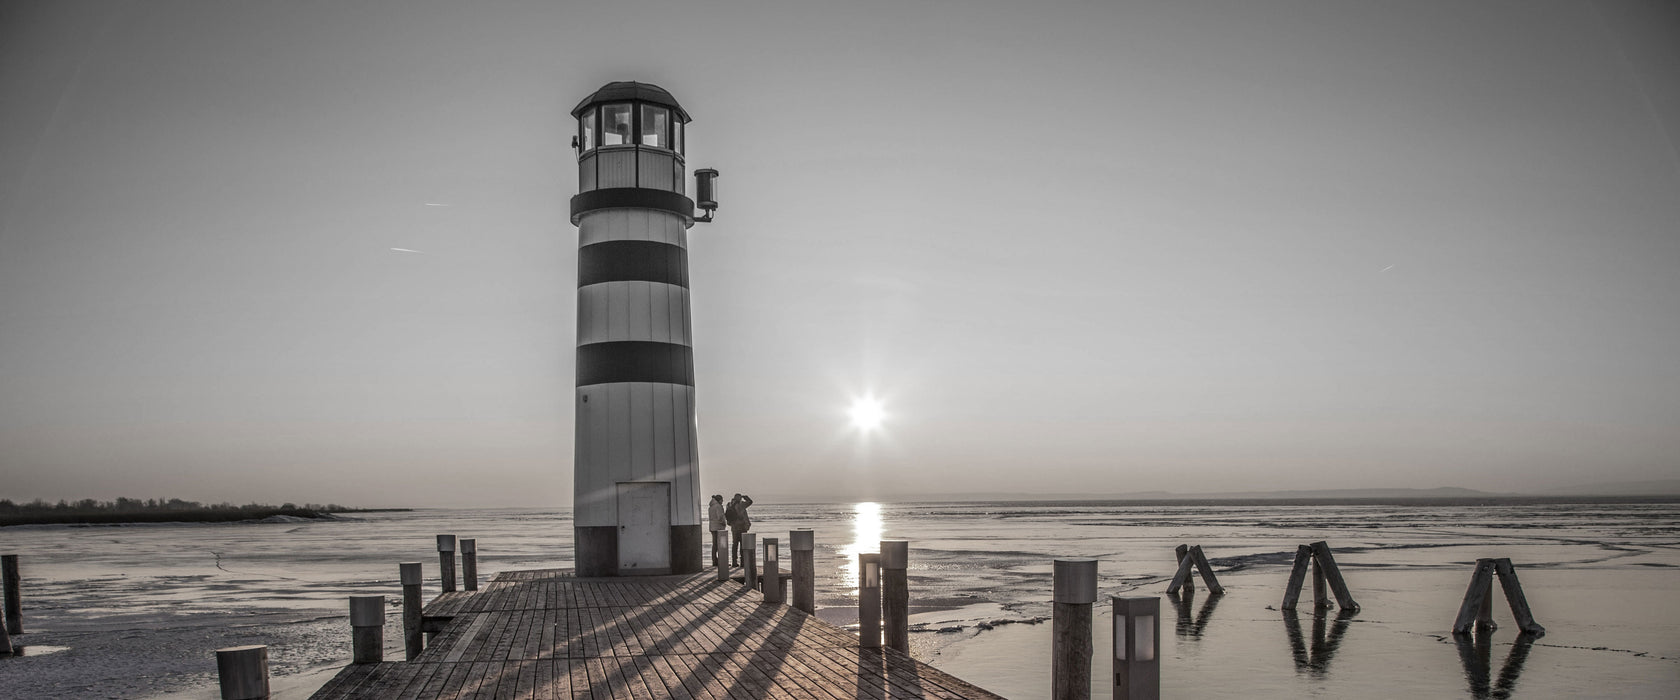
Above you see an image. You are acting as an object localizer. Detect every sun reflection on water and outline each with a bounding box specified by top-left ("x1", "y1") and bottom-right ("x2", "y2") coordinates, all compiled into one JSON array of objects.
[{"x1": 839, "y1": 501, "x2": 882, "y2": 591}]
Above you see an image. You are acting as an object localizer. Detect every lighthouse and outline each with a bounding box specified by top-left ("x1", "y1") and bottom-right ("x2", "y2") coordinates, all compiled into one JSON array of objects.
[{"x1": 569, "y1": 81, "x2": 718, "y2": 576}]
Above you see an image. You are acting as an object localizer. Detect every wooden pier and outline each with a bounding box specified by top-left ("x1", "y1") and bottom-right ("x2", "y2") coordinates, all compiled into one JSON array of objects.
[{"x1": 310, "y1": 568, "x2": 1004, "y2": 699}]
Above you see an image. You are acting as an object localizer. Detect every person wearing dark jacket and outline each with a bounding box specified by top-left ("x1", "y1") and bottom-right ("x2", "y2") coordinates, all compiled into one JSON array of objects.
[{"x1": 725, "y1": 493, "x2": 754, "y2": 567}]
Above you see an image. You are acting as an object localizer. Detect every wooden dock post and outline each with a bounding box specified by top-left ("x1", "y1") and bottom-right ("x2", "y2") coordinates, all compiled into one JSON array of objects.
[
  {"x1": 349, "y1": 595, "x2": 385, "y2": 664},
  {"x1": 742, "y1": 533, "x2": 758, "y2": 590},
  {"x1": 881, "y1": 539, "x2": 909, "y2": 653},
  {"x1": 2, "y1": 554, "x2": 20, "y2": 635},
  {"x1": 459, "y1": 539, "x2": 477, "y2": 592},
  {"x1": 1052, "y1": 558, "x2": 1098, "y2": 700},
  {"x1": 435, "y1": 535, "x2": 456, "y2": 593},
  {"x1": 1186, "y1": 546, "x2": 1224, "y2": 594},
  {"x1": 791, "y1": 528, "x2": 815, "y2": 613},
  {"x1": 0, "y1": 610, "x2": 12, "y2": 656},
  {"x1": 399, "y1": 562, "x2": 423, "y2": 661},
  {"x1": 215, "y1": 644, "x2": 270, "y2": 699},
  {"x1": 1281, "y1": 545, "x2": 1312, "y2": 610},
  {"x1": 763, "y1": 537, "x2": 784, "y2": 604},
  {"x1": 1493, "y1": 558, "x2": 1545, "y2": 636},
  {"x1": 1309, "y1": 541, "x2": 1359, "y2": 611},
  {"x1": 858, "y1": 552, "x2": 882, "y2": 648}
]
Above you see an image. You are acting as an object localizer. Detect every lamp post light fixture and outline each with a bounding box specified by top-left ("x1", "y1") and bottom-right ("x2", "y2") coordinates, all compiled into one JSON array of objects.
[
  {"x1": 1112, "y1": 596, "x2": 1161, "y2": 700},
  {"x1": 742, "y1": 533, "x2": 758, "y2": 590},
  {"x1": 715, "y1": 530, "x2": 729, "y2": 582},
  {"x1": 858, "y1": 552, "x2": 882, "y2": 648},
  {"x1": 763, "y1": 537, "x2": 783, "y2": 603},
  {"x1": 790, "y1": 528, "x2": 816, "y2": 613}
]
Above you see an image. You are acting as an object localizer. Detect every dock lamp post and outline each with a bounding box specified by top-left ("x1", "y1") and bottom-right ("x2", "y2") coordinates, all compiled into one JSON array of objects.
[
  {"x1": 1112, "y1": 596, "x2": 1161, "y2": 700},
  {"x1": 858, "y1": 553, "x2": 882, "y2": 648},
  {"x1": 715, "y1": 530, "x2": 729, "y2": 581},
  {"x1": 763, "y1": 538, "x2": 783, "y2": 603},
  {"x1": 790, "y1": 529, "x2": 815, "y2": 613},
  {"x1": 742, "y1": 533, "x2": 757, "y2": 590}
]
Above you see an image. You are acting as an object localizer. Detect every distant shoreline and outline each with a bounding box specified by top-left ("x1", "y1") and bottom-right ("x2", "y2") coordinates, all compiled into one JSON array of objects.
[
  {"x1": 0, "y1": 507, "x2": 411, "y2": 528},
  {"x1": 754, "y1": 494, "x2": 1680, "y2": 507}
]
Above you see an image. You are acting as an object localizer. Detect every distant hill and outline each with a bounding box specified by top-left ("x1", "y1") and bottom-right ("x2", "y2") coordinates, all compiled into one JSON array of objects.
[{"x1": 1539, "y1": 479, "x2": 1680, "y2": 497}]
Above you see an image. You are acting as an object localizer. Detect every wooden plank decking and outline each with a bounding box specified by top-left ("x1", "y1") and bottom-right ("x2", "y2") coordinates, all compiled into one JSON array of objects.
[{"x1": 310, "y1": 568, "x2": 1005, "y2": 699}]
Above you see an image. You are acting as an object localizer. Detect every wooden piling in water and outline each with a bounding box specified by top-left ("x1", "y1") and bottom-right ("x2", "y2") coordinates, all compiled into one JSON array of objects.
[
  {"x1": 1493, "y1": 558, "x2": 1545, "y2": 636},
  {"x1": 459, "y1": 539, "x2": 477, "y2": 592},
  {"x1": 791, "y1": 528, "x2": 815, "y2": 613},
  {"x1": 435, "y1": 535, "x2": 456, "y2": 593},
  {"x1": 1187, "y1": 545, "x2": 1224, "y2": 594},
  {"x1": 881, "y1": 539, "x2": 909, "y2": 653},
  {"x1": 215, "y1": 644, "x2": 270, "y2": 700},
  {"x1": 1453, "y1": 558, "x2": 1497, "y2": 635},
  {"x1": 0, "y1": 610, "x2": 12, "y2": 656},
  {"x1": 349, "y1": 595, "x2": 385, "y2": 664},
  {"x1": 399, "y1": 562, "x2": 423, "y2": 661},
  {"x1": 2, "y1": 554, "x2": 20, "y2": 635},
  {"x1": 1281, "y1": 545, "x2": 1312, "y2": 610},
  {"x1": 1174, "y1": 545, "x2": 1193, "y2": 594},
  {"x1": 1311, "y1": 552, "x2": 1330, "y2": 609},
  {"x1": 1309, "y1": 541, "x2": 1359, "y2": 611},
  {"x1": 1052, "y1": 558, "x2": 1097, "y2": 700}
]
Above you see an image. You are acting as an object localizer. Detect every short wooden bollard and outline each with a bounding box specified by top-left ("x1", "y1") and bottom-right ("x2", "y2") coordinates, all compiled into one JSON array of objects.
[
  {"x1": 460, "y1": 539, "x2": 478, "y2": 592},
  {"x1": 881, "y1": 539, "x2": 910, "y2": 653},
  {"x1": 216, "y1": 644, "x2": 270, "y2": 700},
  {"x1": 1053, "y1": 558, "x2": 1098, "y2": 700},
  {"x1": 436, "y1": 535, "x2": 457, "y2": 593},
  {"x1": 1113, "y1": 596, "x2": 1161, "y2": 700},
  {"x1": 791, "y1": 528, "x2": 815, "y2": 613},
  {"x1": 400, "y1": 562, "x2": 424, "y2": 661},
  {"x1": 2, "y1": 554, "x2": 21, "y2": 635},
  {"x1": 349, "y1": 595, "x2": 385, "y2": 664},
  {"x1": 742, "y1": 533, "x2": 758, "y2": 590},
  {"x1": 763, "y1": 537, "x2": 784, "y2": 603},
  {"x1": 858, "y1": 552, "x2": 882, "y2": 648},
  {"x1": 715, "y1": 530, "x2": 729, "y2": 582}
]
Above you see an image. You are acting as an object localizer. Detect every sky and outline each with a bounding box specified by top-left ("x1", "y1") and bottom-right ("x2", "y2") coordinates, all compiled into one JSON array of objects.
[{"x1": 1, "y1": 0, "x2": 1677, "y2": 507}]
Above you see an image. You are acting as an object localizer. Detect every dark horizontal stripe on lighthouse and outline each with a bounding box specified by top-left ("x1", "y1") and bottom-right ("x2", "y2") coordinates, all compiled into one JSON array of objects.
[
  {"x1": 577, "y1": 341, "x2": 694, "y2": 386},
  {"x1": 578, "y1": 240, "x2": 689, "y2": 288}
]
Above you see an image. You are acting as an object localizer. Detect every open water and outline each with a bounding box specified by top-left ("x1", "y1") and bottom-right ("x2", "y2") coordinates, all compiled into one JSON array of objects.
[{"x1": 0, "y1": 501, "x2": 1675, "y2": 698}]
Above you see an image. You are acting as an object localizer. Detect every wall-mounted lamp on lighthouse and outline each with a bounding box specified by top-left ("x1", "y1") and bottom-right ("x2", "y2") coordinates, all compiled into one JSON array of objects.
[{"x1": 570, "y1": 81, "x2": 720, "y2": 577}]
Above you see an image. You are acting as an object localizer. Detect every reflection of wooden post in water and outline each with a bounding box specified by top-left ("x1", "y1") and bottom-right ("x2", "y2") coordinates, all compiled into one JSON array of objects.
[
  {"x1": 1282, "y1": 608, "x2": 1356, "y2": 677},
  {"x1": 349, "y1": 595, "x2": 385, "y2": 664},
  {"x1": 400, "y1": 562, "x2": 424, "y2": 661},
  {"x1": 436, "y1": 535, "x2": 457, "y2": 593},
  {"x1": 881, "y1": 539, "x2": 909, "y2": 653},
  {"x1": 1455, "y1": 626, "x2": 1537, "y2": 698},
  {"x1": 2, "y1": 555, "x2": 20, "y2": 635},
  {"x1": 1052, "y1": 558, "x2": 1097, "y2": 700},
  {"x1": 790, "y1": 529, "x2": 815, "y2": 613},
  {"x1": 216, "y1": 645, "x2": 270, "y2": 700},
  {"x1": 460, "y1": 539, "x2": 478, "y2": 592}
]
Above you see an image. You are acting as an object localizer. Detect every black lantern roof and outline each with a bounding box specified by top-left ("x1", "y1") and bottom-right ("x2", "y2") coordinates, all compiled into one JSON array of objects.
[{"x1": 572, "y1": 81, "x2": 690, "y2": 122}]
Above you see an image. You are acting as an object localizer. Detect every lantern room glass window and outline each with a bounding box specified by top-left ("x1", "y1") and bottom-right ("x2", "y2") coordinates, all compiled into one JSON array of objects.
[
  {"x1": 673, "y1": 120, "x2": 684, "y2": 154},
  {"x1": 601, "y1": 103, "x2": 632, "y2": 146},
  {"x1": 578, "y1": 107, "x2": 596, "y2": 150},
  {"x1": 641, "y1": 105, "x2": 670, "y2": 148}
]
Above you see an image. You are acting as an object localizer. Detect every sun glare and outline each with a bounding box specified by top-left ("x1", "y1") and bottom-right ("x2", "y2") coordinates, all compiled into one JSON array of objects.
[{"x1": 849, "y1": 397, "x2": 886, "y2": 431}]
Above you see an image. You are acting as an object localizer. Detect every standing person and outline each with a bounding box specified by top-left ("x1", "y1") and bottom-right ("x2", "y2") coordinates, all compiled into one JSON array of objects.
[
  {"x1": 726, "y1": 493, "x2": 754, "y2": 567},
  {"x1": 707, "y1": 495, "x2": 726, "y2": 567}
]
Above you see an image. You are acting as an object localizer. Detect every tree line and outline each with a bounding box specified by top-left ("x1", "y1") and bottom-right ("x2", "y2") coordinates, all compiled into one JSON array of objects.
[{"x1": 0, "y1": 497, "x2": 353, "y2": 526}]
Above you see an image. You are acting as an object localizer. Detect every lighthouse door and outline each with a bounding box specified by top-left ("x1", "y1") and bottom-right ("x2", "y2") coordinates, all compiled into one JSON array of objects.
[{"x1": 616, "y1": 482, "x2": 671, "y2": 575}]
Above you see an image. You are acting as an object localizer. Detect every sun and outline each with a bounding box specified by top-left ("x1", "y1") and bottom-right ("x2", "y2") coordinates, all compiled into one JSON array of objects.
[{"x1": 849, "y1": 396, "x2": 886, "y2": 431}]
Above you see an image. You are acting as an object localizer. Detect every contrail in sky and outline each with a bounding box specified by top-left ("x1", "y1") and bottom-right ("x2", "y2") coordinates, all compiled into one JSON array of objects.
[{"x1": 390, "y1": 247, "x2": 427, "y2": 254}]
